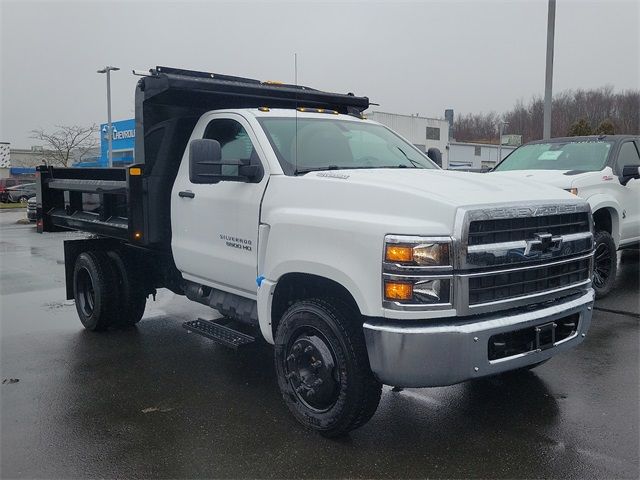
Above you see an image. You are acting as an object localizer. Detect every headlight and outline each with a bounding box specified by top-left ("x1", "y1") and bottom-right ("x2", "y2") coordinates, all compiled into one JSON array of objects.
[
  {"x1": 384, "y1": 236, "x2": 452, "y2": 267},
  {"x1": 565, "y1": 187, "x2": 579, "y2": 196},
  {"x1": 383, "y1": 235, "x2": 453, "y2": 307},
  {"x1": 384, "y1": 278, "x2": 451, "y2": 304}
]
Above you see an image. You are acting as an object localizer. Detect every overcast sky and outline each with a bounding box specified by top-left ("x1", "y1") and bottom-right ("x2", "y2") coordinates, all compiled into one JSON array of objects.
[{"x1": 1, "y1": 0, "x2": 638, "y2": 148}]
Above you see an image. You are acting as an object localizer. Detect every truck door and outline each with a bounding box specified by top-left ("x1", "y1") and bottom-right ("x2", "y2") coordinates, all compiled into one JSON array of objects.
[
  {"x1": 614, "y1": 140, "x2": 640, "y2": 243},
  {"x1": 171, "y1": 113, "x2": 269, "y2": 297}
]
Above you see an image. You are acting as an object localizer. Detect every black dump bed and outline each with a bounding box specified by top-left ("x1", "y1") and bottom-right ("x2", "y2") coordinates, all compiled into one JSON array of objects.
[{"x1": 37, "y1": 66, "x2": 369, "y2": 248}]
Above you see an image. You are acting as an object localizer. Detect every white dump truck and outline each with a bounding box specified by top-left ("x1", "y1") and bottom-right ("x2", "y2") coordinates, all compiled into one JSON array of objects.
[{"x1": 38, "y1": 67, "x2": 595, "y2": 436}]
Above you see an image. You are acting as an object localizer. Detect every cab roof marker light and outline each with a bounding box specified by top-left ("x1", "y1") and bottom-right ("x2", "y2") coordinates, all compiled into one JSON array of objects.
[
  {"x1": 258, "y1": 106, "x2": 270, "y2": 112},
  {"x1": 296, "y1": 107, "x2": 340, "y2": 114}
]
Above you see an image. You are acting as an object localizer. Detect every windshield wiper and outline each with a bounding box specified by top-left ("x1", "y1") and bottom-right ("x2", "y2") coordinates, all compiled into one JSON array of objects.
[
  {"x1": 294, "y1": 165, "x2": 341, "y2": 175},
  {"x1": 396, "y1": 147, "x2": 422, "y2": 168},
  {"x1": 294, "y1": 164, "x2": 416, "y2": 175}
]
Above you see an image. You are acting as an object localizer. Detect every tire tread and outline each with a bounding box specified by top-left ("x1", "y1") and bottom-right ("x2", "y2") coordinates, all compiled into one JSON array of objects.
[{"x1": 276, "y1": 298, "x2": 382, "y2": 437}]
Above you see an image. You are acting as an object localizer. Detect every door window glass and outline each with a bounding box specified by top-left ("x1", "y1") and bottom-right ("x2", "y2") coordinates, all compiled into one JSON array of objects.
[
  {"x1": 203, "y1": 119, "x2": 260, "y2": 177},
  {"x1": 616, "y1": 141, "x2": 640, "y2": 174}
]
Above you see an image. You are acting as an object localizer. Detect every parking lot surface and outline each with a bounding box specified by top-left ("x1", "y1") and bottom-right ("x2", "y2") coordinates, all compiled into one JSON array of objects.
[{"x1": 1, "y1": 209, "x2": 639, "y2": 479}]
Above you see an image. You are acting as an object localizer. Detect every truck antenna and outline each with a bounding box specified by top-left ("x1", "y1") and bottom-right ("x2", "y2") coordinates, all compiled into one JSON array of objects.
[{"x1": 294, "y1": 53, "x2": 298, "y2": 175}]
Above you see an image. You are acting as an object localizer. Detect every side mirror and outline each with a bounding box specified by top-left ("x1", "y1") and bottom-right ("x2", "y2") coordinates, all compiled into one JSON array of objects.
[
  {"x1": 189, "y1": 139, "x2": 260, "y2": 184},
  {"x1": 427, "y1": 147, "x2": 443, "y2": 168},
  {"x1": 620, "y1": 165, "x2": 640, "y2": 186}
]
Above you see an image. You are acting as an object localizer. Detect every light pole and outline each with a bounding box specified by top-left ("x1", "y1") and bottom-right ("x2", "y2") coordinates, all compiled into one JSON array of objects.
[
  {"x1": 543, "y1": 0, "x2": 556, "y2": 139},
  {"x1": 498, "y1": 121, "x2": 509, "y2": 164},
  {"x1": 97, "y1": 66, "x2": 120, "y2": 168}
]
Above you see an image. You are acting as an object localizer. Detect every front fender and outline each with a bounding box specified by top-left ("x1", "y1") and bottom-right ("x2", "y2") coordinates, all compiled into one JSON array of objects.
[
  {"x1": 585, "y1": 194, "x2": 621, "y2": 246},
  {"x1": 256, "y1": 261, "x2": 373, "y2": 345}
]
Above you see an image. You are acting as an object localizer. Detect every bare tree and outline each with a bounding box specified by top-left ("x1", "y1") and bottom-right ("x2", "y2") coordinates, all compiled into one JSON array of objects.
[
  {"x1": 30, "y1": 124, "x2": 99, "y2": 167},
  {"x1": 455, "y1": 87, "x2": 639, "y2": 144}
]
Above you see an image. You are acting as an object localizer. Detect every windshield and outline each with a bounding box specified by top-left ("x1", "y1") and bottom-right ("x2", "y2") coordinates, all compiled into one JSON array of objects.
[
  {"x1": 257, "y1": 117, "x2": 437, "y2": 175},
  {"x1": 494, "y1": 140, "x2": 614, "y2": 172}
]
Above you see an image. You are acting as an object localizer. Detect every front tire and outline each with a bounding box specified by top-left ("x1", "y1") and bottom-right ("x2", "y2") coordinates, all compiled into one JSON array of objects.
[
  {"x1": 593, "y1": 230, "x2": 617, "y2": 298},
  {"x1": 274, "y1": 299, "x2": 382, "y2": 437}
]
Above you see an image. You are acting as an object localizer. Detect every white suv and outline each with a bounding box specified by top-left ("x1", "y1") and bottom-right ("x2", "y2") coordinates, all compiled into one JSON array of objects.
[{"x1": 491, "y1": 135, "x2": 640, "y2": 297}]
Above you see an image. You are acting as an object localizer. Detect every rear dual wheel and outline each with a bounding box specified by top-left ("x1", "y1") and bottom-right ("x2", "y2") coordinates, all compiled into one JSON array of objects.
[
  {"x1": 74, "y1": 251, "x2": 115, "y2": 331},
  {"x1": 73, "y1": 250, "x2": 147, "y2": 331},
  {"x1": 107, "y1": 251, "x2": 147, "y2": 327}
]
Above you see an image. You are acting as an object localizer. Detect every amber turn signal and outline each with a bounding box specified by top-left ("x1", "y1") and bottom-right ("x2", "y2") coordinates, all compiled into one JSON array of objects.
[
  {"x1": 384, "y1": 281, "x2": 413, "y2": 301},
  {"x1": 129, "y1": 167, "x2": 142, "y2": 176},
  {"x1": 385, "y1": 245, "x2": 413, "y2": 263}
]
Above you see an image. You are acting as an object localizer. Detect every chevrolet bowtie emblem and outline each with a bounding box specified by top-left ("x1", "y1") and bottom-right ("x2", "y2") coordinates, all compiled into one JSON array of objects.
[{"x1": 524, "y1": 232, "x2": 564, "y2": 256}]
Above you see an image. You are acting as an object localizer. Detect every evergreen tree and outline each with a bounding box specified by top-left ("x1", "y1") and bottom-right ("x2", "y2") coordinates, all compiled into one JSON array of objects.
[
  {"x1": 567, "y1": 119, "x2": 593, "y2": 136},
  {"x1": 595, "y1": 118, "x2": 615, "y2": 135}
]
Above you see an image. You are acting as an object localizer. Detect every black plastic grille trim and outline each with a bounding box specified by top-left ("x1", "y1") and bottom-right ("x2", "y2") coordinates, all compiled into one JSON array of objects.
[
  {"x1": 488, "y1": 313, "x2": 580, "y2": 361},
  {"x1": 469, "y1": 257, "x2": 590, "y2": 305}
]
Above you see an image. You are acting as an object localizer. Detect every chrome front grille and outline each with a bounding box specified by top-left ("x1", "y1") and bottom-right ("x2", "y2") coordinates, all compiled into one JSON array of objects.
[
  {"x1": 468, "y1": 212, "x2": 590, "y2": 246},
  {"x1": 454, "y1": 202, "x2": 594, "y2": 315},
  {"x1": 468, "y1": 256, "x2": 591, "y2": 305},
  {"x1": 460, "y1": 203, "x2": 593, "y2": 270}
]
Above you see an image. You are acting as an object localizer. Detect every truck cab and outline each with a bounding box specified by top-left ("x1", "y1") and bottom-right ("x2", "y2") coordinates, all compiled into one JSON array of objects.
[{"x1": 38, "y1": 67, "x2": 596, "y2": 437}]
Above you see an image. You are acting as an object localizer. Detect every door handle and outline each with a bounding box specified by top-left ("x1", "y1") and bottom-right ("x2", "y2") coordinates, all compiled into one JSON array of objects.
[{"x1": 178, "y1": 190, "x2": 195, "y2": 199}]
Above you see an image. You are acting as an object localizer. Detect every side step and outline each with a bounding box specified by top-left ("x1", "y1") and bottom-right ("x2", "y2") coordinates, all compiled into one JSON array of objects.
[{"x1": 183, "y1": 318, "x2": 255, "y2": 349}]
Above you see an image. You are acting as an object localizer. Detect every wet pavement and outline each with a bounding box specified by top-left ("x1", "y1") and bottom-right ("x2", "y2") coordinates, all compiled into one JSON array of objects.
[{"x1": 1, "y1": 209, "x2": 639, "y2": 479}]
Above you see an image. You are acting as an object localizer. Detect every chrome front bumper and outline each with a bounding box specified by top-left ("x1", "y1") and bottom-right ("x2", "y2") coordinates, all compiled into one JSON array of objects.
[{"x1": 363, "y1": 288, "x2": 594, "y2": 388}]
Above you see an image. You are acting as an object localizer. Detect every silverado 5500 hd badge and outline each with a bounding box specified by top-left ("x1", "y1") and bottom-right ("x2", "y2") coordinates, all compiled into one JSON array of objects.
[{"x1": 220, "y1": 234, "x2": 252, "y2": 252}]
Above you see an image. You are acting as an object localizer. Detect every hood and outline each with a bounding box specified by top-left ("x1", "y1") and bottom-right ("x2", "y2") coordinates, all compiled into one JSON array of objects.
[
  {"x1": 323, "y1": 168, "x2": 577, "y2": 207},
  {"x1": 264, "y1": 168, "x2": 583, "y2": 238},
  {"x1": 489, "y1": 169, "x2": 596, "y2": 189}
]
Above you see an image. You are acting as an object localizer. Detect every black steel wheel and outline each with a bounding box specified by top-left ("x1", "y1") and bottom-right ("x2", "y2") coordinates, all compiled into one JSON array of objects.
[
  {"x1": 592, "y1": 230, "x2": 617, "y2": 298},
  {"x1": 73, "y1": 251, "x2": 118, "y2": 331},
  {"x1": 284, "y1": 328, "x2": 341, "y2": 412},
  {"x1": 274, "y1": 298, "x2": 382, "y2": 438},
  {"x1": 75, "y1": 267, "x2": 95, "y2": 317}
]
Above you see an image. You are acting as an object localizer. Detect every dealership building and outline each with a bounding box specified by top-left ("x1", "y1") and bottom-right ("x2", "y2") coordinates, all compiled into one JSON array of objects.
[{"x1": 75, "y1": 118, "x2": 136, "y2": 168}]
